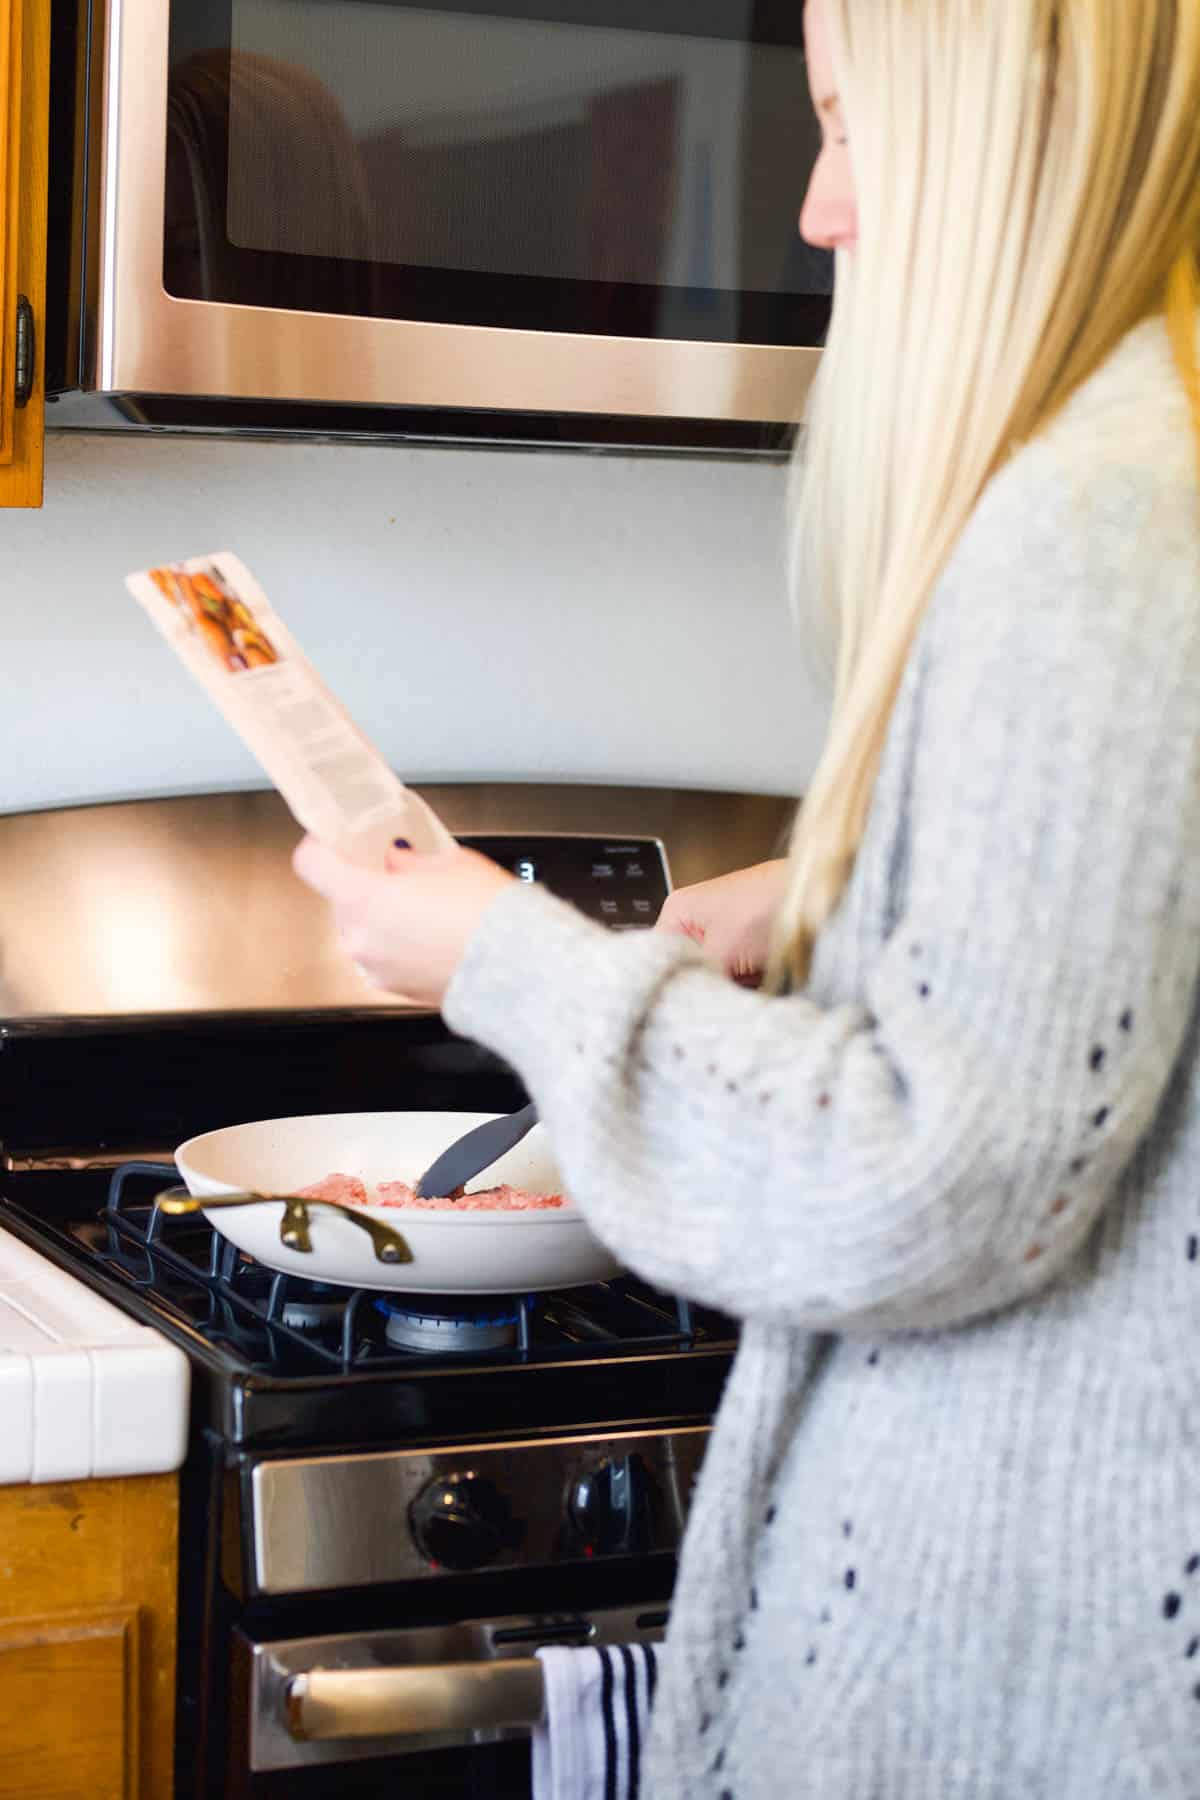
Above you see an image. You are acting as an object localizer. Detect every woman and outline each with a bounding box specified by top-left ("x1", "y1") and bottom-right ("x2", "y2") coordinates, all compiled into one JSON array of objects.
[{"x1": 295, "y1": 1, "x2": 1200, "y2": 1793}]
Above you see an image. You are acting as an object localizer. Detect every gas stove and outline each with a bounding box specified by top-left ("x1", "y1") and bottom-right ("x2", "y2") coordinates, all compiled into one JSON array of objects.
[
  {"x1": 0, "y1": 785, "x2": 792, "y2": 1800},
  {"x1": 1, "y1": 1014, "x2": 733, "y2": 1800},
  {"x1": 3, "y1": 1151, "x2": 730, "y2": 1451}
]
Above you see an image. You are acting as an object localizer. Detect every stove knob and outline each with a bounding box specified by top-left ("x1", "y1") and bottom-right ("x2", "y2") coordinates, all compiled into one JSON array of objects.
[
  {"x1": 409, "y1": 1471, "x2": 516, "y2": 1572},
  {"x1": 567, "y1": 1454, "x2": 659, "y2": 1556}
]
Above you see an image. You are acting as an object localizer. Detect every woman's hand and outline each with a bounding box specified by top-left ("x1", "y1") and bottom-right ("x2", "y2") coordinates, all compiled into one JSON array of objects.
[
  {"x1": 656, "y1": 859, "x2": 790, "y2": 986},
  {"x1": 292, "y1": 837, "x2": 515, "y2": 1007}
]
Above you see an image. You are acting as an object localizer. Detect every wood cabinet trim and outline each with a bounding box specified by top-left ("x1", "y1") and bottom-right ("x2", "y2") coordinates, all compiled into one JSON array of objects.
[
  {"x1": 0, "y1": 0, "x2": 20, "y2": 463},
  {"x1": 0, "y1": 0, "x2": 48, "y2": 505}
]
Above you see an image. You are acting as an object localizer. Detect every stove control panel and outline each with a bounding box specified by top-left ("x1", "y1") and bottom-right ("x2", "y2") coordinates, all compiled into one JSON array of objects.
[
  {"x1": 249, "y1": 1425, "x2": 708, "y2": 1595},
  {"x1": 458, "y1": 834, "x2": 671, "y2": 933}
]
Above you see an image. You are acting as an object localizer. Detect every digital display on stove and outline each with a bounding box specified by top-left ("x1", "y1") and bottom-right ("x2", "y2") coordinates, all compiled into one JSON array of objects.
[{"x1": 459, "y1": 834, "x2": 671, "y2": 931}]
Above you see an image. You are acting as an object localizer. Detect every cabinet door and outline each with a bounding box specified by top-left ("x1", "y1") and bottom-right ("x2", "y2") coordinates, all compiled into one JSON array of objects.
[
  {"x1": 0, "y1": 1475, "x2": 178, "y2": 1799},
  {"x1": 0, "y1": 1611, "x2": 138, "y2": 1799},
  {"x1": 0, "y1": 0, "x2": 49, "y2": 507}
]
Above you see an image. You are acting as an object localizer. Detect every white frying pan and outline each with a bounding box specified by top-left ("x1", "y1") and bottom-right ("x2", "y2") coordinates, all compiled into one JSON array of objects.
[{"x1": 169, "y1": 1111, "x2": 621, "y2": 1294}]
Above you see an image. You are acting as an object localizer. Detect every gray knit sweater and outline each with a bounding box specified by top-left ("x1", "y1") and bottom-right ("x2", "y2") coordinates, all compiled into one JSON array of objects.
[{"x1": 444, "y1": 318, "x2": 1200, "y2": 1799}]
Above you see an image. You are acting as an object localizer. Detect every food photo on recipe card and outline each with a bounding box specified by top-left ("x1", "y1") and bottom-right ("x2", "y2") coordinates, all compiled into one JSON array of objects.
[{"x1": 125, "y1": 552, "x2": 454, "y2": 866}]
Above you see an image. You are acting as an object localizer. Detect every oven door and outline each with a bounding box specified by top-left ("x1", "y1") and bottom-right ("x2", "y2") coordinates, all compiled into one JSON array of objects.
[
  {"x1": 79, "y1": 0, "x2": 830, "y2": 429},
  {"x1": 231, "y1": 1603, "x2": 665, "y2": 1797}
]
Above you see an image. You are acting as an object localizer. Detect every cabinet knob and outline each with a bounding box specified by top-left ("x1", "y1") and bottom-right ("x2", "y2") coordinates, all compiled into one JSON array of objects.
[{"x1": 15, "y1": 297, "x2": 34, "y2": 409}]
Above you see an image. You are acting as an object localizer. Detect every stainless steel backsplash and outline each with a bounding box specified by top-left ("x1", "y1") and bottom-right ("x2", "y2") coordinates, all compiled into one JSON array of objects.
[{"x1": 0, "y1": 785, "x2": 794, "y2": 1020}]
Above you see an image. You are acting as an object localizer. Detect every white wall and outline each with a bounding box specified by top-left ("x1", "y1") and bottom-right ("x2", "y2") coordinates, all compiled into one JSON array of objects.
[{"x1": 2, "y1": 430, "x2": 829, "y2": 816}]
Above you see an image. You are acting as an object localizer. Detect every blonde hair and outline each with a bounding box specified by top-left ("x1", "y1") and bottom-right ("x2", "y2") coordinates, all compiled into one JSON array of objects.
[{"x1": 769, "y1": 0, "x2": 1200, "y2": 991}]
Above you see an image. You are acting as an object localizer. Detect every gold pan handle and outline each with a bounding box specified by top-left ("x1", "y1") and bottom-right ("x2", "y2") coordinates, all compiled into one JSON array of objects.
[{"x1": 154, "y1": 1185, "x2": 413, "y2": 1265}]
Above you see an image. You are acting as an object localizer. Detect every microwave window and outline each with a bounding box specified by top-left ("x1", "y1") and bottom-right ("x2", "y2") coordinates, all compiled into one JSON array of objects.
[{"x1": 164, "y1": 0, "x2": 833, "y2": 344}]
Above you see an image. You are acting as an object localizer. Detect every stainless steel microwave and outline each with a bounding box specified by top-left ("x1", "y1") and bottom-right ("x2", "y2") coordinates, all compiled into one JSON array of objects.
[{"x1": 49, "y1": 0, "x2": 833, "y2": 451}]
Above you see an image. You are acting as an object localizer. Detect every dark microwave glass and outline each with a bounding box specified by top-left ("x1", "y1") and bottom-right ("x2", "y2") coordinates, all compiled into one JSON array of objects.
[{"x1": 163, "y1": 0, "x2": 834, "y2": 345}]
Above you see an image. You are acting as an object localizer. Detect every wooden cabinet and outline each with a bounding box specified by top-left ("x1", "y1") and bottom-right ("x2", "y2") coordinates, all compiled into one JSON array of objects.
[
  {"x1": 0, "y1": 1473, "x2": 179, "y2": 1798},
  {"x1": 0, "y1": 0, "x2": 49, "y2": 507}
]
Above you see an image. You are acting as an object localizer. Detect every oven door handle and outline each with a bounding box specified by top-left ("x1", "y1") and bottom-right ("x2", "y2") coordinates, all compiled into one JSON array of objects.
[{"x1": 285, "y1": 1659, "x2": 546, "y2": 1741}]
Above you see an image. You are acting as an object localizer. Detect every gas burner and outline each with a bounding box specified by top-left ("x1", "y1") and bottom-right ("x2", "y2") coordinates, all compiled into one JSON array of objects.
[
  {"x1": 278, "y1": 1280, "x2": 350, "y2": 1333},
  {"x1": 375, "y1": 1295, "x2": 521, "y2": 1353}
]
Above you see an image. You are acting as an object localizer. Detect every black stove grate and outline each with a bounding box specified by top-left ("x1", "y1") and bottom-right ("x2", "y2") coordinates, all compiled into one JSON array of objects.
[{"x1": 90, "y1": 1162, "x2": 705, "y2": 1378}]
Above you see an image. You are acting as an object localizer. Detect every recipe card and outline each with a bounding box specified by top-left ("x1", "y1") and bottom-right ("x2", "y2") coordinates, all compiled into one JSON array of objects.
[{"x1": 126, "y1": 552, "x2": 454, "y2": 863}]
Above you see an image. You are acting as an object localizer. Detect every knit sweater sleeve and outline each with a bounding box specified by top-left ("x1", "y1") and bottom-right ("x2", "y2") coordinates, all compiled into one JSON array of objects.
[{"x1": 442, "y1": 438, "x2": 1200, "y2": 1333}]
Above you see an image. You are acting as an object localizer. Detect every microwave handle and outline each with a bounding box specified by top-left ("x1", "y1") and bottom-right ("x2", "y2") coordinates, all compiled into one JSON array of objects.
[{"x1": 285, "y1": 1659, "x2": 546, "y2": 1742}]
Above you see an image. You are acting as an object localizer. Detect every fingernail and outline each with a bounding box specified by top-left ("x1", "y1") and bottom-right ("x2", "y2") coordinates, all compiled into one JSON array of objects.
[{"x1": 392, "y1": 837, "x2": 411, "y2": 850}]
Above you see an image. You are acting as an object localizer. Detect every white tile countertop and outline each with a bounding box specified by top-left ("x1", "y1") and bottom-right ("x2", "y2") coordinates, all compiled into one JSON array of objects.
[{"x1": 0, "y1": 1226, "x2": 189, "y2": 1485}]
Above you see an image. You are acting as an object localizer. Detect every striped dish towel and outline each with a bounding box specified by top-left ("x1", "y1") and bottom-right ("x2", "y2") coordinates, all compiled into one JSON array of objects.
[{"x1": 532, "y1": 1643, "x2": 659, "y2": 1800}]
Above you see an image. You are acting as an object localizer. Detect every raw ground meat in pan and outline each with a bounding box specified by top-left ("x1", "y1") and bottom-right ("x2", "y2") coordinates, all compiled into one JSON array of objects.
[
  {"x1": 298, "y1": 1172, "x2": 565, "y2": 1210},
  {"x1": 297, "y1": 1172, "x2": 369, "y2": 1205}
]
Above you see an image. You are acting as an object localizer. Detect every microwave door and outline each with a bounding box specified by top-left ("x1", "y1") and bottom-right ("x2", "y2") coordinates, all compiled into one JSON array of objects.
[{"x1": 82, "y1": 0, "x2": 830, "y2": 435}]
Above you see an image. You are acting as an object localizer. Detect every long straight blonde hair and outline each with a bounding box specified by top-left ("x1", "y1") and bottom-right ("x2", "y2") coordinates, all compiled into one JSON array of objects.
[{"x1": 769, "y1": 0, "x2": 1200, "y2": 991}]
